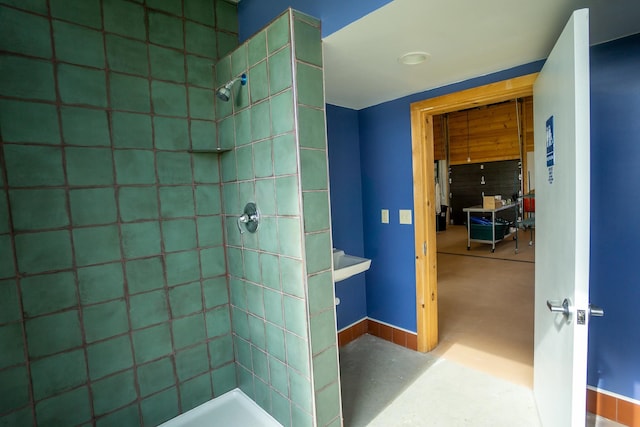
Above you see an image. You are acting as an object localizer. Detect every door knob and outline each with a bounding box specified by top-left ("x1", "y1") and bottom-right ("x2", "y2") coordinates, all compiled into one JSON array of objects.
[
  {"x1": 547, "y1": 298, "x2": 571, "y2": 319},
  {"x1": 589, "y1": 304, "x2": 604, "y2": 317}
]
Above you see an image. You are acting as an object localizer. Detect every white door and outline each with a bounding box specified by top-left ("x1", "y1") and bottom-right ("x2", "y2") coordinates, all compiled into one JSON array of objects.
[{"x1": 533, "y1": 8, "x2": 594, "y2": 427}]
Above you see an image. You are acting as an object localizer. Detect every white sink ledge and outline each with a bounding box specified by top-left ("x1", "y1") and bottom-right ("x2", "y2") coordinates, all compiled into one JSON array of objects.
[{"x1": 332, "y1": 249, "x2": 371, "y2": 282}]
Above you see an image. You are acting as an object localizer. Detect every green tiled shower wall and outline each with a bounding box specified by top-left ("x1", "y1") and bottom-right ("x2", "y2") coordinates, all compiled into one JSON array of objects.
[
  {"x1": 0, "y1": 1, "x2": 239, "y2": 425},
  {"x1": 217, "y1": 10, "x2": 342, "y2": 427}
]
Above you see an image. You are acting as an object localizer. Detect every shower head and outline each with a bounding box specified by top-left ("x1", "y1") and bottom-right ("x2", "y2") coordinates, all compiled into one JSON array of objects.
[{"x1": 216, "y1": 73, "x2": 247, "y2": 102}]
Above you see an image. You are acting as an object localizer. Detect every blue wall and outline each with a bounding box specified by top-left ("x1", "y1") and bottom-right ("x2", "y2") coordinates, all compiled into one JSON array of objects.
[
  {"x1": 237, "y1": 0, "x2": 392, "y2": 40},
  {"x1": 326, "y1": 105, "x2": 367, "y2": 329},
  {"x1": 587, "y1": 33, "x2": 640, "y2": 401}
]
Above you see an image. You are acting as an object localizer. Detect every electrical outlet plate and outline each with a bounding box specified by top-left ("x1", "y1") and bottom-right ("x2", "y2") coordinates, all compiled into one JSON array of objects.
[
  {"x1": 381, "y1": 209, "x2": 389, "y2": 224},
  {"x1": 399, "y1": 209, "x2": 412, "y2": 224}
]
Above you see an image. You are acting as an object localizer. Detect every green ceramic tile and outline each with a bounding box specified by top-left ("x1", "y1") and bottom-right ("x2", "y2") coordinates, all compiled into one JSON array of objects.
[
  {"x1": 137, "y1": 357, "x2": 174, "y2": 397},
  {"x1": 208, "y1": 334, "x2": 233, "y2": 368},
  {"x1": 50, "y1": 0, "x2": 99, "y2": 26},
  {"x1": 112, "y1": 112, "x2": 153, "y2": 148},
  {"x1": 234, "y1": 145, "x2": 252, "y2": 181},
  {"x1": 292, "y1": 10, "x2": 321, "y2": 26},
  {"x1": 165, "y1": 250, "x2": 200, "y2": 286},
  {"x1": 250, "y1": 347, "x2": 268, "y2": 384},
  {"x1": 268, "y1": 355, "x2": 288, "y2": 395},
  {"x1": 215, "y1": 55, "x2": 231, "y2": 88},
  {"x1": 231, "y1": 306, "x2": 248, "y2": 339},
  {"x1": 92, "y1": 369, "x2": 137, "y2": 415},
  {"x1": 234, "y1": 335, "x2": 252, "y2": 369},
  {"x1": 278, "y1": 217, "x2": 302, "y2": 258},
  {"x1": 149, "y1": 11, "x2": 183, "y2": 49},
  {"x1": 83, "y1": 300, "x2": 128, "y2": 343},
  {"x1": 152, "y1": 81, "x2": 187, "y2": 117},
  {"x1": 173, "y1": 312, "x2": 206, "y2": 349},
  {"x1": 155, "y1": 116, "x2": 190, "y2": 150},
  {"x1": 302, "y1": 191, "x2": 330, "y2": 232},
  {"x1": 222, "y1": 182, "x2": 239, "y2": 216},
  {"x1": 190, "y1": 119, "x2": 216, "y2": 151},
  {"x1": 297, "y1": 63, "x2": 324, "y2": 108},
  {"x1": 34, "y1": 386, "x2": 91, "y2": 426},
  {"x1": 256, "y1": 216, "x2": 277, "y2": 253},
  {"x1": 215, "y1": 86, "x2": 233, "y2": 119},
  {"x1": 58, "y1": 64, "x2": 107, "y2": 107},
  {"x1": 265, "y1": 322, "x2": 287, "y2": 362},
  {"x1": 110, "y1": 73, "x2": 151, "y2": 113},
  {"x1": 251, "y1": 100, "x2": 271, "y2": 142},
  {"x1": 20, "y1": 272, "x2": 76, "y2": 318},
  {"x1": 114, "y1": 149, "x2": 156, "y2": 184},
  {"x1": 132, "y1": 322, "x2": 173, "y2": 363},
  {"x1": 195, "y1": 185, "x2": 221, "y2": 215},
  {"x1": 256, "y1": 253, "x2": 276, "y2": 291},
  {"x1": 307, "y1": 271, "x2": 333, "y2": 316},
  {"x1": 186, "y1": 21, "x2": 217, "y2": 58},
  {"x1": 78, "y1": 262, "x2": 124, "y2": 305},
  {"x1": 267, "y1": 13, "x2": 290, "y2": 54},
  {"x1": 248, "y1": 61, "x2": 268, "y2": 104},
  {"x1": 157, "y1": 152, "x2": 192, "y2": 184},
  {"x1": 298, "y1": 106, "x2": 326, "y2": 149},
  {"x1": 141, "y1": 387, "x2": 179, "y2": 426},
  {"x1": 87, "y1": 335, "x2": 133, "y2": 380},
  {"x1": 118, "y1": 186, "x2": 159, "y2": 222},
  {"x1": 0, "y1": 366, "x2": 29, "y2": 414},
  {"x1": 310, "y1": 308, "x2": 336, "y2": 355},
  {"x1": 53, "y1": 21, "x2": 104, "y2": 68},
  {"x1": 70, "y1": 188, "x2": 117, "y2": 226},
  {"x1": 305, "y1": 232, "x2": 331, "y2": 274},
  {"x1": 73, "y1": 225, "x2": 121, "y2": 266},
  {"x1": 66, "y1": 147, "x2": 114, "y2": 185},
  {"x1": 217, "y1": 32, "x2": 238, "y2": 59},
  {"x1": 31, "y1": 349, "x2": 86, "y2": 400},
  {"x1": 129, "y1": 289, "x2": 169, "y2": 329},
  {"x1": 288, "y1": 367, "x2": 312, "y2": 412},
  {"x1": 15, "y1": 230, "x2": 72, "y2": 274},
  {"x1": 189, "y1": 87, "x2": 215, "y2": 120},
  {"x1": 169, "y1": 281, "x2": 202, "y2": 317},
  {"x1": 0, "y1": 323, "x2": 24, "y2": 370},
  {"x1": 294, "y1": 19, "x2": 322, "y2": 66},
  {"x1": 270, "y1": 387, "x2": 291, "y2": 427},
  {"x1": 193, "y1": 153, "x2": 220, "y2": 185},
  {"x1": 162, "y1": 218, "x2": 197, "y2": 252},
  {"x1": 234, "y1": 108, "x2": 251, "y2": 146},
  {"x1": 227, "y1": 247, "x2": 243, "y2": 279},
  {"x1": 10, "y1": 189, "x2": 68, "y2": 231},
  {"x1": 285, "y1": 330, "x2": 310, "y2": 375},
  {"x1": 126, "y1": 256, "x2": 165, "y2": 294},
  {"x1": 313, "y1": 346, "x2": 338, "y2": 392},
  {"x1": 230, "y1": 44, "x2": 247, "y2": 78},
  {"x1": 269, "y1": 47, "x2": 293, "y2": 95},
  {"x1": 284, "y1": 295, "x2": 308, "y2": 338},
  {"x1": 252, "y1": 140, "x2": 272, "y2": 179},
  {"x1": 275, "y1": 176, "x2": 300, "y2": 216},
  {"x1": 187, "y1": 54, "x2": 215, "y2": 89},
  {"x1": 0, "y1": 196, "x2": 7, "y2": 234},
  {"x1": 281, "y1": 256, "x2": 304, "y2": 298},
  {"x1": 159, "y1": 186, "x2": 195, "y2": 218},
  {"x1": 103, "y1": 0, "x2": 145, "y2": 40},
  {"x1": 61, "y1": 106, "x2": 110, "y2": 146},
  {"x1": 181, "y1": 373, "x2": 213, "y2": 412},
  {"x1": 195, "y1": 216, "x2": 222, "y2": 247},
  {"x1": 224, "y1": 215, "x2": 241, "y2": 248},
  {"x1": 254, "y1": 179, "x2": 275, "y2": 217},
  {"x1": 96, "y1": 404, "x2": 139, "y2": 427},
  {"x1": 273, "y1": 133, "x2": 298, "y2": 176},
  {"x1": 300, "y1": 149, "x2": 328, "y2": 190},
  {"x1": 248, "y1": 314, "x2": 266, "y2": 349},
  {"x1": 0, "y1": 236, "x2": 14, "y2": 279},
  {"x1": 203, "y1": 277, "x2": 228, "y2": 309},
  {"x1": 0, "y1": 7, "x2": 51, "y2": 58},
  {"x1": 248, "y1": 30, "x2": 267, "y2": 67},
  {"x1": 147, "y1": 0, "x2": 181, "y2": 15},
  {"x1": 0, "y1": 280, "x2": 21, "y2": 323},
  {"x1": 0, "y1": 100, "x2": 59, "y2": 144},
  {"x1": 234, "y1": 77, "x2": 250, "y2": 111},
  {"x1": 26, "y1": 310, "x2": 82, "y2": 357},
  {"x1": 292, "y1": 405, "x2": 313, "y2": 427},
  {"x1": 245, "y1": 279, "x2": 264, "y2": 316},
  {"x1": 315, "y1": 380, "x2": 340, "y2": 426},
  {"x1": 0, "y1": 0, "x2": 46, "y2": 14},
  {"x1": 200, "y1": 246, "x2": 225, "y2": 278},
  {"x1": 121, "y1": 221, "x2": 162, "y2": 258},
  {"x1": 0, "y1": 55, "x2": 55, "y2": 100},
  {"x1": 270, "y1": 90, "x2": 294, "y2": 135},
  {"x1": 0, "y1": 406, "x2": 32, "y2": 427},
  {"x1": 150, "y1": 44, "x2": 185, "y2": 83},
  {"x1": 215, "y1": 1, "x2": 237, "y2": 32},
  {"x1": 185, "y1": 0, "x2": 214, "y2": 25},
  {"x1": 264, "y1": 289, "x2": 284, "y2": 327},
  {"x1": 175, "y1": 342, "x2": 208, "y2": 380},
  {"x1": 106, "y1": 34, "x2": 149, "y2": 76},
  {"x1": 4, "y1": 144, "x2": 63, "y2": 186}
]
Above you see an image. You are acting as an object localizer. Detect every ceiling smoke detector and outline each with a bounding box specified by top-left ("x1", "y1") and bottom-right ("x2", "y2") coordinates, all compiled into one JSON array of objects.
[{"x1": 398, "y1": 51, "x2": 430, "y2": 65}]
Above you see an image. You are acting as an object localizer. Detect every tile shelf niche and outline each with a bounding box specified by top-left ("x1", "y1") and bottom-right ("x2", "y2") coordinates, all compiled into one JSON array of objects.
[{"x1": 188, "y1": 148, "x2": 232, "y2": 153}]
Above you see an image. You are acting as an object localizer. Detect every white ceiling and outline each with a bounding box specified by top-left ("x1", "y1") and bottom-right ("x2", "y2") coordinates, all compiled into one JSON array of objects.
[{"x1": 323, "y1": 0, "x2": 640, "y2": 110}]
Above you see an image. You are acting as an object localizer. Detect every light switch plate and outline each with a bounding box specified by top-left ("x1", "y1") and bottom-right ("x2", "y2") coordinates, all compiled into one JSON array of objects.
[
  {"x1": 381, "y1": 209, "x2": 389, "y2": 224},
  {"x1": 399, "y1": 209, "x2": 412, "y2": 225}
]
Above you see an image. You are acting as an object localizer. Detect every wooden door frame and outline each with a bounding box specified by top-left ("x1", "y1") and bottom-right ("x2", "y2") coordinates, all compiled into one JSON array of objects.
[{"x1": 410, "y1": 73, "x2": 538, "y2": 352}]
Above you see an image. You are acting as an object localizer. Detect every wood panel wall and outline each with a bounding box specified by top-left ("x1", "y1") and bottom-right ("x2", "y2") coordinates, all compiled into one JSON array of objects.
[{"x1": 433, "y1": 115, "x2": 446, "y2": 161}]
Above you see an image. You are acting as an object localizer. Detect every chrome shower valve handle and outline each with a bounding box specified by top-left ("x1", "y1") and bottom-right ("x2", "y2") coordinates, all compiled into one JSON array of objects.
[{"x1": 237, "y1": 202, "x2": 259, "y2": 234}]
